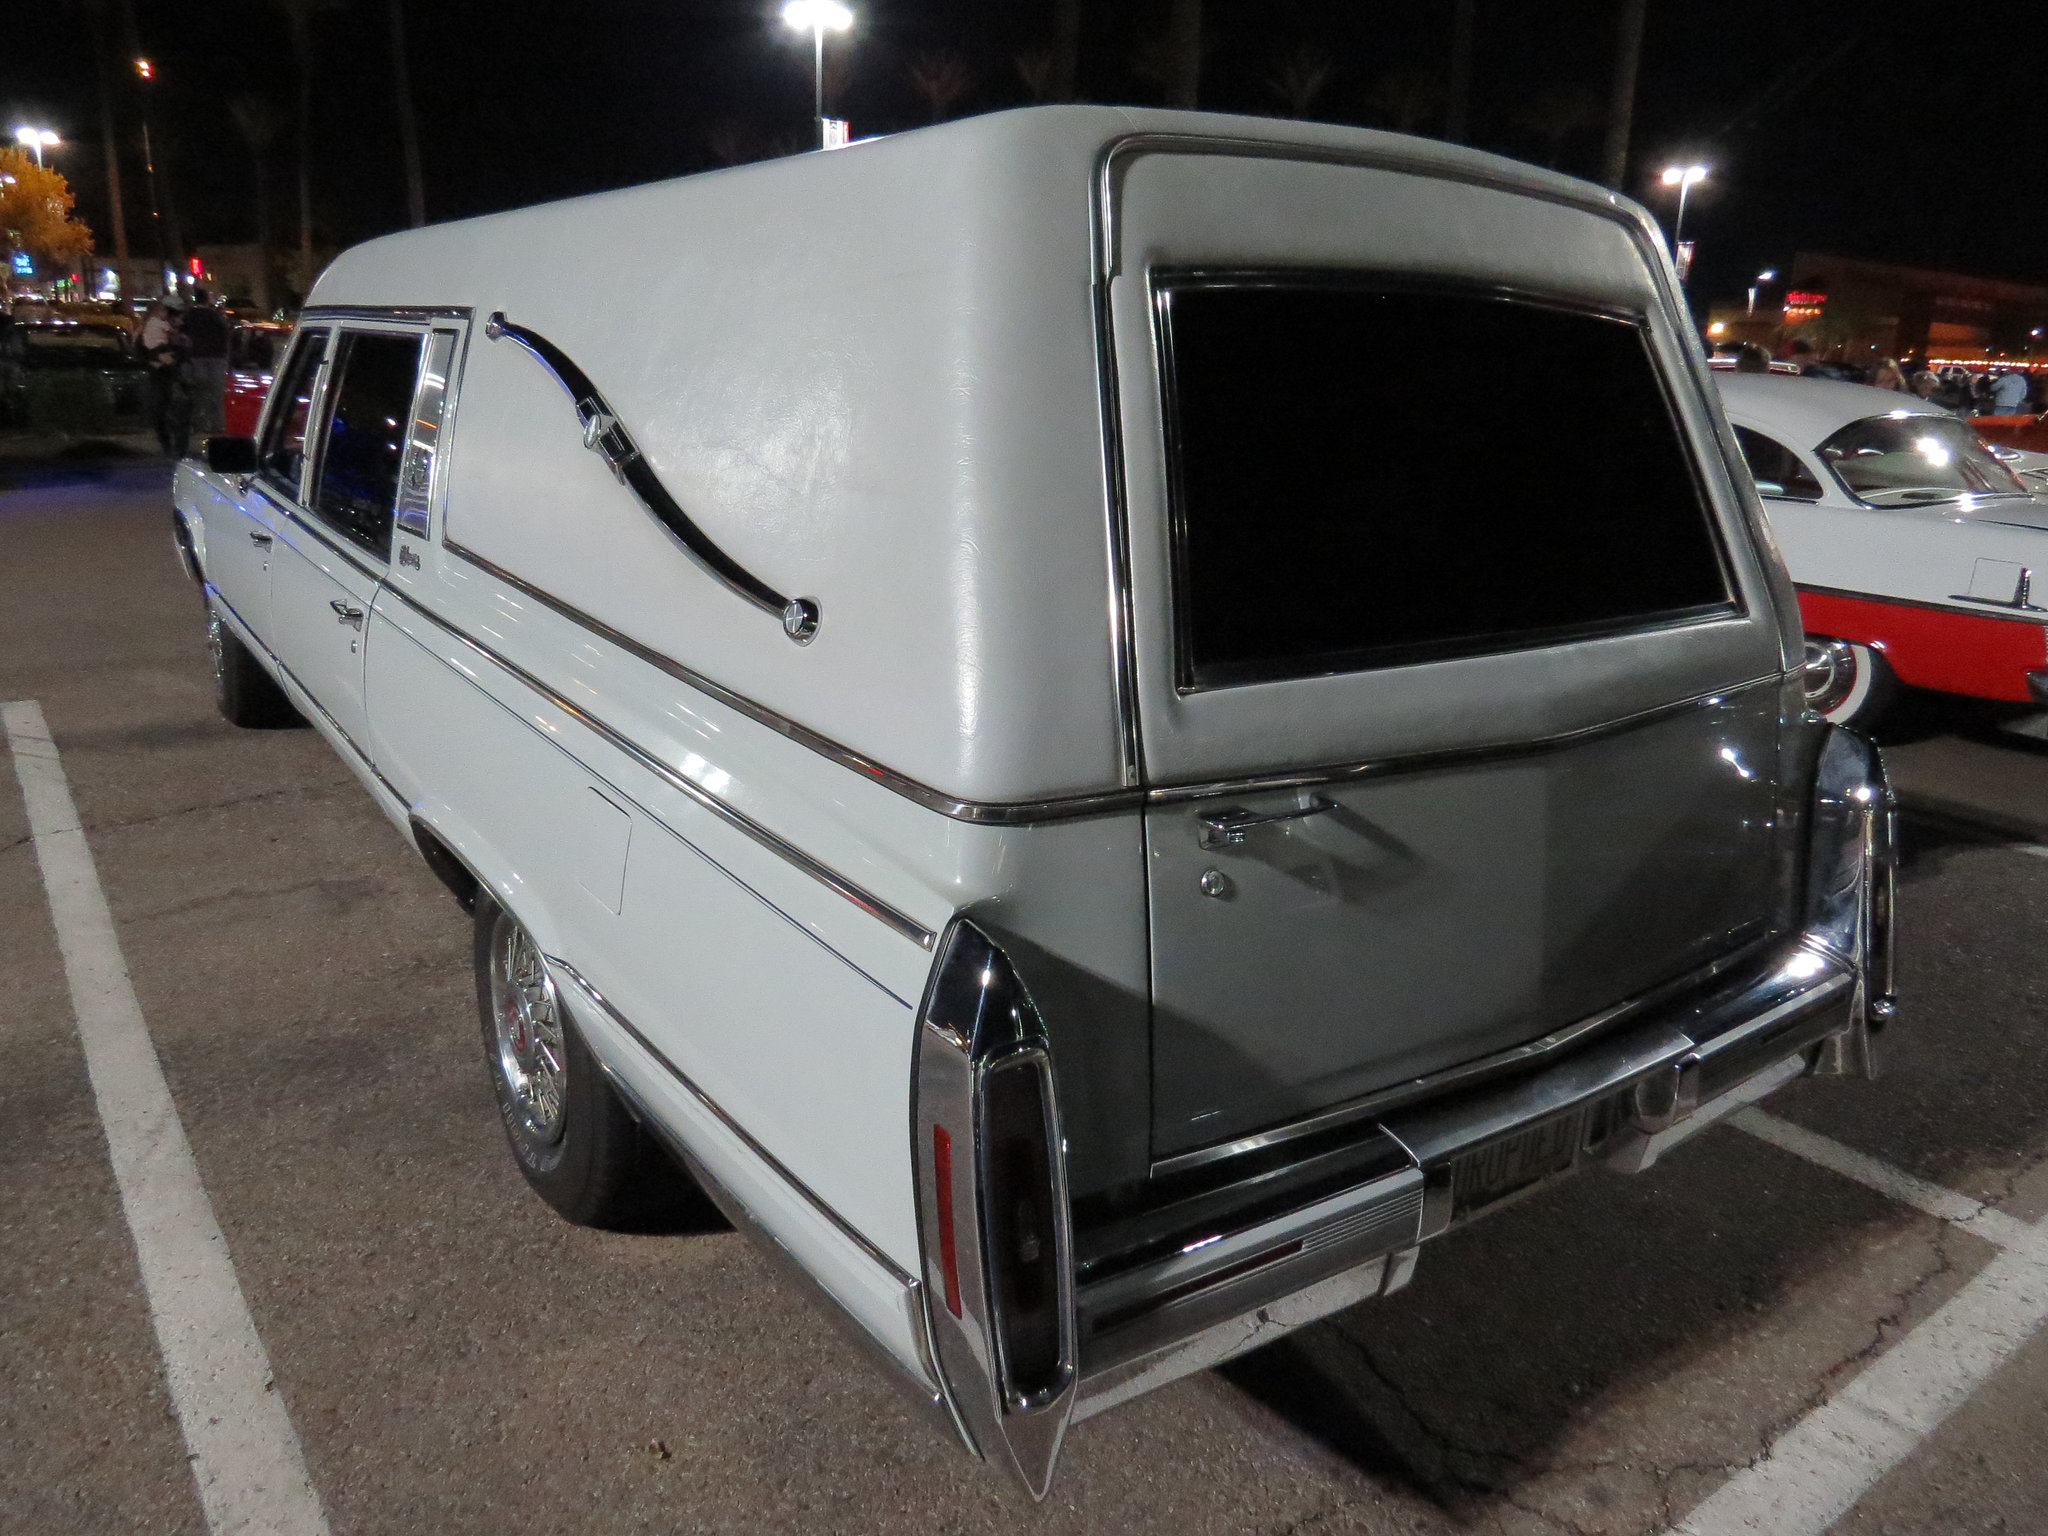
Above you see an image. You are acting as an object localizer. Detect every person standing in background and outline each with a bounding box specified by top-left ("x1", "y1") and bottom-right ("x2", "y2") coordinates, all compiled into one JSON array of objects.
[
  {"x1": 182, "y1": 290, "x2": 231, "y2": 438},
  {"x1": 1871, "y1": 357, "x2": 1907, "y2": 392},
  {"x1": 1991, "y1": 368, "x2": 2030, "y2": 416},
  {"x1": 139, "y1": 298, "x2": 193, "y2": 458}
]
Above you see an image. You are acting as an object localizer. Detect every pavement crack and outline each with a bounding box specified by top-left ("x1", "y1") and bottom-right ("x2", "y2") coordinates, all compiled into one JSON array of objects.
[
  {"x1": 90, "y1": 784, "x2": 306, "y2": 834},
  {"x1": 1322, "y1": 1326, "x2": 1518, "y2": 1496}
]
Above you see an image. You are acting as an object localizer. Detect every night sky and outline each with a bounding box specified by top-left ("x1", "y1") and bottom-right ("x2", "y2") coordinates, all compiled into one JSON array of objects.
[{"x1": 5, "y1": 0, "x2": 2044, "y2": 311}]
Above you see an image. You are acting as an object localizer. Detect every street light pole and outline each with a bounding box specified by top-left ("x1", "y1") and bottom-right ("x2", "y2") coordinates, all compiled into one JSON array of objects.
[
  {"x1": 1747, "y1": 268, "x2": 1776, "y2": 317},
  {"x1": 781, "y1": 1, "x2": 854, "y2": 149},
  {"x1": 1659, "y1": 163, "x2": 1708, "y2": 277}
]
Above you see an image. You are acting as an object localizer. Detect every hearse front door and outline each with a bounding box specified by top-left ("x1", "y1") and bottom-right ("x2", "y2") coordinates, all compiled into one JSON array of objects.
[{"x1": 269, "y1": 326, "x2": 425, "y2": 758}]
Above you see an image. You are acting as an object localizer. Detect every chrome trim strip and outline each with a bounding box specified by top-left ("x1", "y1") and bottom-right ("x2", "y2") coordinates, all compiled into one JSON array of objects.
[
  {"x1": 438, "y1": 538, "x2": 1147, "y2": 825},
  {"x1": 379, "y1": 580, "x2": 939, "y2": 950},
  {"x1": 1148, "y1": 922, "x2": 1769, "y2": 1178},
  {"x1": 302, "y1": 303, "x2": 475, "y2": 323},
  {"x1": 546, "y1": 955, "x2": 916, "y2": 1286},
  {"x1": 1088, "y1": 141, "x2": 1144, "y2": 789},
  {"x1": 1143, "y1": 670, "x2": 1781, "y2": 807}
]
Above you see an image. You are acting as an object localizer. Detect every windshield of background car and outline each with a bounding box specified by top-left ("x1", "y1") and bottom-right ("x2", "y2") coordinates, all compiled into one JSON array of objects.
[
  {"x1": 1816, "y1": 413, "x2": 2027, "y2": 506},
  {"x1": 1157, "y1": 279, "x2": 1733, "y2": 689}
]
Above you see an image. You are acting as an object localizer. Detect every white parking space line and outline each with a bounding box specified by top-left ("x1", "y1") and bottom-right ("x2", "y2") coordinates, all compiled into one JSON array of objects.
[
  {"x1": 1674, "y1": 1108, "x2": 2048, "y2": 1535},
  {"x1": 2, "y1": 702, "x2": 329, "y2": 1536},
  {"x1": 1732, "y1": 1108, "x2": 2038, "y2": 1252}
]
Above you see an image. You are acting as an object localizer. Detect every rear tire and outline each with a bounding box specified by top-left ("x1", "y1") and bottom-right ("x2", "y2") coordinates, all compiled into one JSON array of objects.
[
  {"x1": 208, "y1": 604, "x2": 303, "y2": 728},
  {"x1": 1804, "y1": 637, "x2": 1897, "y2": 733},
  {"x1": 474, "y1": 893, "x2": 682, "y2": 1228}
]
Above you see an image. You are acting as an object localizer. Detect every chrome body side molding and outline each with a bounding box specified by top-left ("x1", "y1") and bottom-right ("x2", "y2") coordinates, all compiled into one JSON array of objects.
[
  {"x1": 378, "y1": 580, "x2": 937, "y2": 952},
  {"x1": 437, "y1": 538, "x2": 1147, "y2": 826},
  {"x1": 483, "y1": 312, "x2": 821, "y2": 643},
  {"x1": 545, "y1": 957, "x2": 970, "y2": 1450},
  {"x1": 1066, "y1": 726, "x2": 1896, "y2": 1409}
]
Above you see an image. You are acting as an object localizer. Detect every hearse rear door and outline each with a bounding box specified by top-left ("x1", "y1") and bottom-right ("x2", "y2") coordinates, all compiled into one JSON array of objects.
[{"x1": 1105, "y1": 145, "x2": 1793, "y2": 1167}]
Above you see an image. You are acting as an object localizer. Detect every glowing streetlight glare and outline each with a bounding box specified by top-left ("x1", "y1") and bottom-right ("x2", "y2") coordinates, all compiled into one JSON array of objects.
[
  {"x1": 1660, "y1": 163, "x2": 1708, "y2": 187},
  {"x1": 13, "y1": 126, "x2": 60, "y2": 166},
  {"x1": 781, "y1": 0, "x2": 852, "y2": 32},
  {"x1": 135, "y1": 57, "x2": 154, "y2": 79},
  {"x1": 1757, "y1": 269, "x2": 1776, "y2": 283},
  {"x1": 782, "y1": 0, "x2": 854, "y2": 150}
]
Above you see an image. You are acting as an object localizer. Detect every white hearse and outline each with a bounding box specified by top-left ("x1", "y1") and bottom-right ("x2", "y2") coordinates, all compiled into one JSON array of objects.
[{"x1": 171, "y1": 107, "x2": 1896, "y2": 1496}]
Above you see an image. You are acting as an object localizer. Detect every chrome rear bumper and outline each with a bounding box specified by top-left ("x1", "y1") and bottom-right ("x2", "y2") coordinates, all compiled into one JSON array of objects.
[{"x1": 1069, "y1": 725, "x2": 1895, "y2": 1421}]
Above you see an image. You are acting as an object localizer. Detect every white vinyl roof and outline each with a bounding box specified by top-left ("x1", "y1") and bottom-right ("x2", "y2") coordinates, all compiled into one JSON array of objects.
[{"x1": 1713, "y1": 372, "x2": 1950, "y2": 449}]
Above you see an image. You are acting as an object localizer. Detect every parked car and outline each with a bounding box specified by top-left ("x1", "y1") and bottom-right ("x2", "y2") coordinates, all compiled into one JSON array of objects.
[
  {"x1": 222, "y1": 320, "x2": 293, "y2": 437},
  {"x1": 170, "y1": 106, "x2": 1895, "y2": 1498},
  {"x1": 1716, "y1": 371, "x2": 2048, "y2": 728}
]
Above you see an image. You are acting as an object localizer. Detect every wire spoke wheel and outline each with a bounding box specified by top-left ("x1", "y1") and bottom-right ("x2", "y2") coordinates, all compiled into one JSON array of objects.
[{"x1": 489, "y1": 913, "x2": 568, "y2": 1145}]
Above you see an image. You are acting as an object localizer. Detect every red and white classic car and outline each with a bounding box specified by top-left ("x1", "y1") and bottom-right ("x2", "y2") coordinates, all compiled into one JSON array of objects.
[{"x1": 1717, "y1": 372, "x2": 2048, "y2": 727}]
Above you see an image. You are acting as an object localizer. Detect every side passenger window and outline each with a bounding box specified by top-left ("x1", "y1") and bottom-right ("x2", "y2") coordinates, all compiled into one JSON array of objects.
[
  {"x1": 312, "y1": 331, "x2": 425, "y2": 560},
  {"x1": 1732, "y1": 425, "x2": 1824, "y2": 502},
  {"x1": 258, "y1": 328, "x2": 329, "y2": 498}
]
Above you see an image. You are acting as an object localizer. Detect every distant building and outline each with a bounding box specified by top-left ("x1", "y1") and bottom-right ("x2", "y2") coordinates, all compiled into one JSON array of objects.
[{"x1": 1707, "y1": 252, "x2": 2048, "y2": 372}]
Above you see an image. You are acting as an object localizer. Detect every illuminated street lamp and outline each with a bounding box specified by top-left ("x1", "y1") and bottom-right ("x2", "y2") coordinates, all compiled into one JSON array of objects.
[
  {"x1": 1747, "y1": 268, "x2": 1776, "y2": 317},
  {"x1": 781, "y1": 0, "x2": 853, "y2": 149},
  {"x1": 13, "y1": 126, "x2": 60, "y2": 167},
  {"x1": 1659, "y1": 163, "x2": 1708, "y2": 260}
]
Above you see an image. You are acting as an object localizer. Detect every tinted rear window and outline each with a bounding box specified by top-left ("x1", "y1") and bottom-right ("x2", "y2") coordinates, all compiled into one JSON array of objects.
[
  {"x1": 1160, "y1": 281, "x2": 1732, "y2": 690},
  {"x1": 312, "y1": 331, "x2": 423, "y2": 560}
]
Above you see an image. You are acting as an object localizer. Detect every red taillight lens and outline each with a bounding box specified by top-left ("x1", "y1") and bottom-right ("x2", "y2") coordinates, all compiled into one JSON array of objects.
[{"x1": 933, "y1": 1125, "x2": 963, "y2": 1317}]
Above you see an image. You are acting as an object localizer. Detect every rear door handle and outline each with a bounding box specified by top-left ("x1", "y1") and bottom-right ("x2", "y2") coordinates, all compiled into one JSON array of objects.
[
  {"x1": 1198, "y1": 794, "x2": 1336, "y2": 848},
  {"x1": 248, "y1": 530, "x2": 272, "y2": 547},
  {"x1": 329, "y1": 599, "x2": 365, "y2": 629}
]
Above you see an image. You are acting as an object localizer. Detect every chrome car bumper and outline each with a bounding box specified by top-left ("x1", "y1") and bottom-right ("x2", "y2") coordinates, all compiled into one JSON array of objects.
[{"x1": 1067, "y1": 725, "x2": 1895, "y2": 1423}]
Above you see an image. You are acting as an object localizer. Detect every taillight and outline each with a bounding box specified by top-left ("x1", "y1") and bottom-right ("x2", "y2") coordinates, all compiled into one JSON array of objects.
[{"x1": 912, "y1": 920, "x2": 1076, "y2": 1498}]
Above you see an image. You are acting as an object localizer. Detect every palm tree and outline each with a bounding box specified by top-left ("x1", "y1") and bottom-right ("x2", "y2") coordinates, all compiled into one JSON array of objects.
[
  {"x1": 389, "y1": 0, "x2": 426, "y2": 227},
  {"x1": 1368, "y1": 65, "x2": 1444, "y2": 135},
  {"x1": 1514, "y1": 88, "x2": 1603, "y2": 169},
  {"x1": 1050, "y1": 0, "x2": 1082, "y2": 100},
  {"x1": 1164, "y1": 0, "x2": 1201, "y2": 108},
  {"x1": 1444, "y1": 0, "x2": 1477, "y2": 143},
  {"x1": 269, "y1": 0, "x2": 343, "y2": 293},
  {"x1": 228, "y1": 97, "x2": 279, "y2": 312},
  {"x1": 905, "y1": 51, "x2": 975, "y2": 123},
  {"x1": 1266, "y1": 43, "x2": 1337, "y2": 119}
]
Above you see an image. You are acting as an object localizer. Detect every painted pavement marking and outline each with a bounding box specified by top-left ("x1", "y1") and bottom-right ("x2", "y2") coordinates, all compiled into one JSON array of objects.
[
  {"x1": 2, "y1": 701, "x2": 329, "y2": 1536},
  {"x1": 1674, "y1": 1107, "x2": 2048, "y2": 1534}
]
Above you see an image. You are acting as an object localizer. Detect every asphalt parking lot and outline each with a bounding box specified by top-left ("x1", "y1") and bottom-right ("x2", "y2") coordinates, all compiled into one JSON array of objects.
[{"x1": 6, "y1": 456, "x2": 2048, "y2": 1536}]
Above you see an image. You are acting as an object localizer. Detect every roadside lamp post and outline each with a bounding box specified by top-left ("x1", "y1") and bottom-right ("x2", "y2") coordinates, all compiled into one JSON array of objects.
[
  {"x1": 13, "y1": 127, "x2": 60, "y2": 167},
  {"x1": 1659, "y1": 163, "x2": 1708, "y2": 270},
  {"x1": 133, "y1": 58, "x2": 173, "y2": 276},
  {"x1": 781, "y1": 0, "x2": 854, "y2": 149},
  {"x1": 1748, "y1": 268, "x2": 1776, "y2": 317}
]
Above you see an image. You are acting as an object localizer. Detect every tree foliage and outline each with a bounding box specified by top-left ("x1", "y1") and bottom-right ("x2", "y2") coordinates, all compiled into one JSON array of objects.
[{"x1": 0, "y1": 147, "x2": 94, "y2": 268}]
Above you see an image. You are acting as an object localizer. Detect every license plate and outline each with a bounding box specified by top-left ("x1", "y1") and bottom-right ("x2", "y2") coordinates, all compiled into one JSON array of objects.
[{"x1": 1449, "y1": 1107, "x2": 1588, "y2": 1221}]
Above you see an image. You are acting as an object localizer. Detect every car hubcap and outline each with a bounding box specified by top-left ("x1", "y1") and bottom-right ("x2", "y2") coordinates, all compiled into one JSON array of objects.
[
  {"x1": 206, "y1": 609, "x2": 225, "y2": 691},
  {"x1": 489, "y1": 916, "x2": 567, "y2": 1144},
  {"x1": 1803, "y1": 638, "x2": 1858, "y2": 717}
]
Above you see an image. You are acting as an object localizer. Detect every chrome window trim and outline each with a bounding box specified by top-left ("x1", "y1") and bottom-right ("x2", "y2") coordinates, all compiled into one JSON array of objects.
[
  {"x1": 302, "y1": 303, "x2": 475, "y2": 323},
  {"x1": 437, "y1": 538, "x2": 1147, "y2": 825},
  {"x1": 378, "y1": 579, "x2": 939, "y2": 952},
  {"x1": 1144, "y1": 268, "x2": 1743, "y2": 696},
  {"x1": 304, "y1": 323, "x2": 437, "y2": 568},
  {"x1": 254, "y1": 325, "x2": 333, "y2": 506}
]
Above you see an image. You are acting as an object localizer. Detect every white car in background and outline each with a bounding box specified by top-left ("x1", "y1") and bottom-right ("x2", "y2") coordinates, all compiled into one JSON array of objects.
[{"x1": 1716, "y1": 372, "x2": 2048, "y2": 728}]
